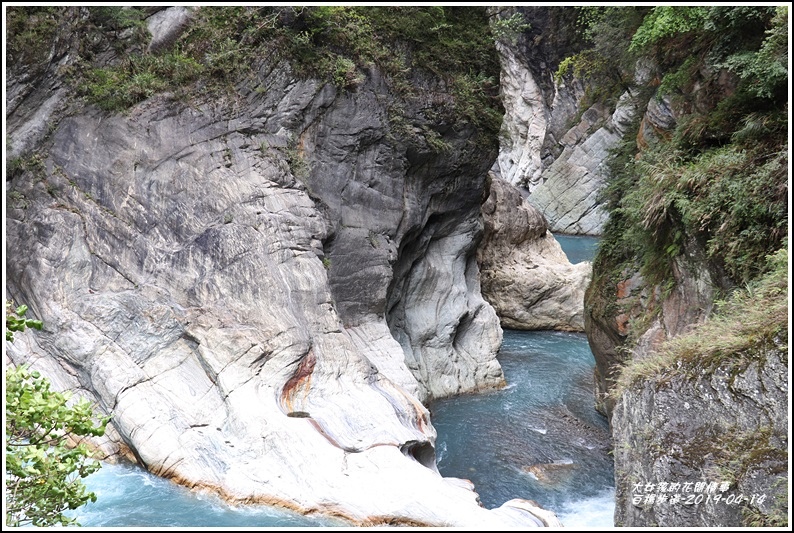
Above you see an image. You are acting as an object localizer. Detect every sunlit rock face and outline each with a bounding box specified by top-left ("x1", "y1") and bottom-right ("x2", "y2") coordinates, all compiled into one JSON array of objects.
[
  {"x1": 489, "y1": 6, "x2": 584, "y2": 194},
  {"x1": 478, "y1": 176, "x2": 590, "y2": 332},
  {"x1": 526, "y1": 88, "x2": 641, "y2": 235},
  {"x1": 4, "y1": 7, "x2": 553, "y2": 527}
]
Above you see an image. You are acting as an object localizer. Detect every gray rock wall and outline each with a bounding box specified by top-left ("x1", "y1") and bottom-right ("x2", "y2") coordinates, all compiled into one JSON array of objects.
[
  {"x1": 527, "y1": 88, "x2": 641, "y2": 235},
  {"x1": 478, "y1": 176, "x2": 590, "y2": 331},
  {"x1": 586, "y1": 221, "x2": 787, "y2": 528},
  {"x1": 612, "y1": 346, "x2": 788, "y2": 527},
  {"x1": 489, "y1": 7, "x2": 583, "y2": 193},
  {"x1": 295, "y1": 70, "x2": 505, "y2": 400},
  {"x1": 4, "y1": 10, "x2": 545, "y2": 524},
  {"x1": 586, "y1": 238, "x2": 718, "y2": 417},
  {"x1": 491, "y1": 7, "x2": 651, "y2": 235}
]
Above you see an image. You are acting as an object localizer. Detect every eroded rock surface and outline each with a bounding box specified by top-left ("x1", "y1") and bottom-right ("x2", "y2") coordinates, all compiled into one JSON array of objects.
[
  {"x1": 491, "y1": 7, "x2": 648, "y2": 235},
  {"x1": 527, "y1": 88, "x2": 642, "y2": 235},
  {"x1": 612, "y1": 347, "x2": 788, "y2": 527},
  {"x1": 4, "y1": 8, "x2": 545, "y2": 525},
  {"x1": 488, "y1": 6, "x2": 583, "y2": 192},
  {"x1": 478, "y1": 177, "x2": 590, "y2": 331}
]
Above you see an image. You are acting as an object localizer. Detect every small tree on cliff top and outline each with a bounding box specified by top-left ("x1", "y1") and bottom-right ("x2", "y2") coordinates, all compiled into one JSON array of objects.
[{"x1": 5, "y1": 303, "x2": 110, "y2": 527}]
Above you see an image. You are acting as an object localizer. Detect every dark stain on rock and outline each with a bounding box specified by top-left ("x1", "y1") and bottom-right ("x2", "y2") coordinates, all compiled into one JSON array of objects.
[
  {"x1": 280, "y1": 348, "x2": 315, "y2": 415},
  {"x1": 307, "y1": 418, "x2": 360, "y2": 453}
]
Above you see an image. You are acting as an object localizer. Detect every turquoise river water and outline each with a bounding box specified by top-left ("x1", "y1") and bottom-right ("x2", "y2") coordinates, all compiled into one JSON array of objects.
[{"x1": 67, "y1": 235, "x2": 612, "y2": 527}]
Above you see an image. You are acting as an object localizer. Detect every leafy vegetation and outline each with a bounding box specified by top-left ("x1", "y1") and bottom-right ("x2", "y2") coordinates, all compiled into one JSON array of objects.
[
  {"x1": 613, "y1": 246, "x2": 788, "y2": 393},
  {"x1": 84, "y1": 6, "x2": 148, "y2": 38},
  {"x1": 5, "y1": 303, "x2": 43, "y2": 342},
  {"x1": 5, "y1": 367, "x2": 110, "y2": 527},
  {"x1": 590, "y1": 6, "x2": 787, "y2": 304},
  {"x1": 584, "y1": 11, "x2": 789, "y2": 528},
  {"x1": 6, "y1": 7, "x2": 150, "y2": 70},
  {"x1": 6, "y1": 152, "x2": 46, "y2": 184},
  {"x1": 80, "y1": 52, "x2": 204, "y2": 112},
  {"x1": 64, "y1": 6, "x2": 504, "y2": 138},
  {"x1": 554, "y1": 7, "x2": 648, "y2": 108},
  {"x1": 583, "y1": 8, "x2": 788, "y2": 442},
  {"x1": 628, "y1": 6, "x2": 709, "y2": 52},
  {"x1": 5, "y1": 7, "x2": 61, "y2": 66},
  {"x1": 605, "y1": 137, "x2": 787, "y2": 289},
  {"x1": 489, "y1": 12, "x2": 532, "y2": 45},
  {"x1": 721, "y1": 6, "x2": 788, "y2": 100},
  {"x1": 5, "y1": 304, "x2": 110, "y2": 527}
]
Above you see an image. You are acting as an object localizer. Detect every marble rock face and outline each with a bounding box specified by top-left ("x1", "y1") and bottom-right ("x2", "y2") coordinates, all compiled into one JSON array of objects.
[
  {"x1": 479, "y1": 177, "x2": 591, "y2": 332},
  {"x1": 491, "y1": 7, "x2": 645, "y2": 235},
  {"x1": 4, "y1": 7, "x2": 560, "y2": 526}
]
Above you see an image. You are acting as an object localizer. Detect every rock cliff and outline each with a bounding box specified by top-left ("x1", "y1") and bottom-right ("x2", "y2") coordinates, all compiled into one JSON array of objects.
[
  {"x1": 478, "y1": 176, "x2": 590, "y2": 331},
  {"x1": 589, "y1": 240, "x2": 788, "y2": 527},
  {"x1": 489, "y1": 6, "x2": 642, "y2": 235},
  {"x1": 475, "y1": 7, "x2": 596, "y2": 333},
  {"x1": 586, "y1": 241, "x2": 718, "y2": 417},
  {"x1": 579, "y1": 6, "x2": 788, "y2": 527},
  {"x1": 527, "y1": 85, "x2": 642, "y2": 235},
  {"x1": 612, "y1": 345, "x2": 788, "y2": 527},
  {"x1": 5, "y1": 6, "x2": 556, "y2": 527},
  {"x1": 488, "y1": 6, "x2": 584, "y2": 192}
]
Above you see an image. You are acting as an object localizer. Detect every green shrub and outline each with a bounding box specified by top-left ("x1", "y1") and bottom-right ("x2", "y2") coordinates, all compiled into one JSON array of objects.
[
  {"x1": 490, "y1": 12, "x2": 531, "y2": 45},
  {"x1": 629, "y1": 6, "x2": 709, "y2": 52},
  {"x1": 5, "y1": 365, "x2": 109, "y2": 527},
  {"x1": 87, "y1": 6, "x2": 146, "y2": 33},
  {"x1": 592, "y1": 5, "x2": 787, "y2": 295},
  {"x1": 80, "y1": 52, "x2": 204, "y2": 112},
  {"x1": 721, "y1": 6, "x2": 788, "y2": 101},
  {"x1": 619, "y1": 245, "x2": 787, "y2": 390},
  {"x1": 73, "y1": 6, "x2": 502, "y2": 135},
  {"x1": 6, "y1": 7, "x2": 60, "y2": 66},
  {"x1": 5, "y1": 304, "x2": 110, "y2": 527},
  {"x1": 555, "y1": 7, "x2": 646, "y2": 114}
]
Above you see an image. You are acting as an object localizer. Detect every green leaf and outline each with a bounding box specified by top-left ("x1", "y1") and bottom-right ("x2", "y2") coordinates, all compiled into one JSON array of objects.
[{"x1": 5, "y1": 363, "x2": 111, "y2": 527}]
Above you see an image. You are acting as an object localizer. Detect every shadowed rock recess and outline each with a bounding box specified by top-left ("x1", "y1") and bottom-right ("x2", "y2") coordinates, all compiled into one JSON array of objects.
[{"x1": 5, "y1": 6, "x2": 560, "y2": 527}]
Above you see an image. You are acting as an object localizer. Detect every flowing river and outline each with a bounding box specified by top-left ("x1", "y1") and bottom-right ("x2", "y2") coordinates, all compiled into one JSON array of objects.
[
  {"x1": 430, "y1": 234, "x2": 614, "y2": 527},
  {"x1": 67, "y1": 235, "x2": 612, "y2": 527},
  {"x1": 431, "y1": 329, "x2": 614, "y2": 528}
]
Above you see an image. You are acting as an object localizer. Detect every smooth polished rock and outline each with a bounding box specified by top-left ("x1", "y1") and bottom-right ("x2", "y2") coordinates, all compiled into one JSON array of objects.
[
  {"x1": 479, "y1": 177, "x2": 591, "y2": 331},
  {"x1": 5, "y1": 24, "x2": 543, "y2": 527}
]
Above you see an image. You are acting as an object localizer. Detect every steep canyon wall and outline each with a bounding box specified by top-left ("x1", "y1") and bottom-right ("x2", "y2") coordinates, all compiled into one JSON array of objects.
[
  {"x1": 492, "y1": 6, "x2": 788, "y2": 527},
  {"x1": 5, "y1": 6, "x2": 562, "y2": 527}
]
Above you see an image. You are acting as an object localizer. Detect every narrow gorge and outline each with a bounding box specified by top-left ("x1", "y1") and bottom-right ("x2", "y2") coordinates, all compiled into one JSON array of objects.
[{"x1": 5, "y1": 6, "x2": 788, "y2": 528}]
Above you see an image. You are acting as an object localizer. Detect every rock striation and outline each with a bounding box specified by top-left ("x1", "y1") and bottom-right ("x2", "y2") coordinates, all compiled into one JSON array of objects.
[
  {"x1": 490, "y1": 7, "x2": 648, "y2": 235},
  {"x1": 527, "y1": 88, "x2": 641, "y2": 235},
  {"x1": 4, "y1": 7, "x2": 552, "y2": 527},
  {"x1": 478, "y1": 176, "x2": 591, "y2": 331},
  {"x1": 488, "y1": 6, "x2": 584, "y2": 193}
]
